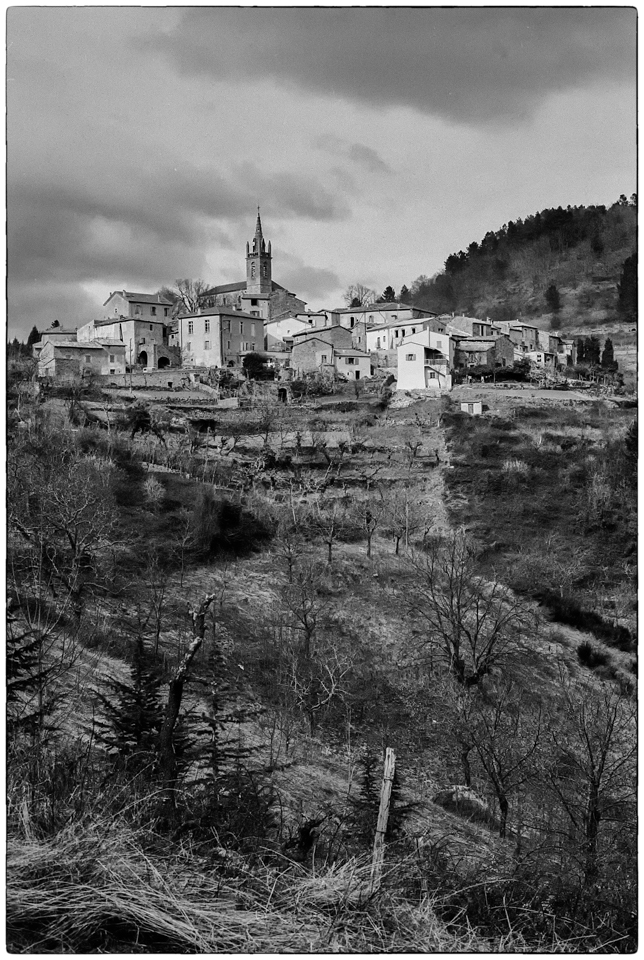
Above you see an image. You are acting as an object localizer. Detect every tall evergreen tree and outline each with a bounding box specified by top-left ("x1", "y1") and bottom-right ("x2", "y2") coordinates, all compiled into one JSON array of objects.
[
  {"x1": 545, "y1": 283, "x2": 561, "y2": 312},
  {"x1": 399, "y1": 284, "x2": 411, "y2": 304},
  {"x1": 94, "y1": 636, "x2": 164, "y2": 775},
  {"x1": 618, "y1": 253, "x2": 637, "y2": 319},
  {"x1": 601, "y1": 337, "x2": 617, "y2": 370},
  {"x1": 26, "y1": 326, "x2": 41, "y2": 350},
  {"x1": 586, "y1": 336, "x2": 601, "y2": 366},
  {"x1": 377, "y1": 285, "x2": 397, "y2": 303},
  {"x1": 576, "y1": 338, "x2": 586, "y2": 364}
]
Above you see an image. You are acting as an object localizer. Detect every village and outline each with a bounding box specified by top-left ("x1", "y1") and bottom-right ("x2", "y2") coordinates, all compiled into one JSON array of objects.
[{"x1": 31, "y1": 211, "x2": 588, "y2": 408}]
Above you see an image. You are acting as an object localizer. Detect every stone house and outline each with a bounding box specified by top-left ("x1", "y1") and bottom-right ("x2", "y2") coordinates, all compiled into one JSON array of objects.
[
  {"x1": 77, "y1": 315, "x2": 173, "y2": 369},
  {"x1": 454, "y1": 335, "x2": 515, "y2": 369},
  {"x1": 443, "y1": 315, "x2": 495, "y2": 338},
  {"x1": 396, "y1": 330, "x2": 453, "y2": 392},
  {"x1": 103, "y1": 290, "x2": 173, "y2": 321},
  {"x1": 32, "y1": 326, "x2": 79, "y2": 360},
  {"x1": 333, "y1": 348, "x2": 371, "y2": 381},
  {"x1": 290, "y1": 326, "x2": 359, "y2": 377},
  {"x1": 37, "y1": 340, "x2": 126, "y2": 379},
  {"x1": 175, "y1": 309, "x2": 261, "y2": 367}
]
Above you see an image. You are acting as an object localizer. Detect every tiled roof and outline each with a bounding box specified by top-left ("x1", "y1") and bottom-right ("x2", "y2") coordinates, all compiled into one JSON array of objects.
[
  {"x1": 52, "y1": 341, "x2": 105, "y2": 350},
  {"x1": 104, "y1": 291, "x2": 172, "y2": 305},
  {"x1": 179, "y1": 307, "x2": 258, "y2": 320},
  {"x1": 335, "y1": 349, "x2": 370, "y2": 357},
  {"x1": 95, "y1": 317, "x2": 167, "y2": 326},
  {"x1": 291, "y1": 324, "x2": 347, "y2": 338}
]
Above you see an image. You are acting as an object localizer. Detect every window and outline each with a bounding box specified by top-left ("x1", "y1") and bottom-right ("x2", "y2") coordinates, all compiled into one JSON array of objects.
[
  {"x1": 395, "y1": 330, "x2": 399, "y2": 338},
  {"x1": 188, "y1": 321, "x2": 194, "y2": 334},
  {"x1": 204, "y1": 341, "x2": 210, "y2": 350},
  {"x1": 369, "y1": 315, "x2": 374, "y2": 323},
  {"x1": 262, "y1": 264, "x2": 267, "y2": 277},
  {"x1": 205, "y1": 319, "x2": 210, "y2": 332},
  {"x1": 85, "y1": 355, "x2": 91, "y2": 363},
  {"x1": 411, "y1": 327, "x2": 416, "y2": 334},
  {"x1": 251, "y1": 342, "x2": 255, "y2": 351},
  {"x1": 392, "y1": 315, "x2": 397, "y2": 321},
  {"x1": 109, "y1": 354, "x2": 115, "y2": 362},
  {"x1": 227, "y1": 340, "x2": 231, "y2": 349},
  {"x1": 186, "y1": 342, "x2": 191, "y2": 351},
  {"x1": 151, "y1": 308, "x2": 156, "y2": 317},
  {"x1": 321, "y1": 354, "x2": 328, "y2": 363},
  {"x1": 109, "y1": 369, "x2": 115, "y2": 375},
  {"x1": 251, "y1": 263, "x2": 256, "y2": 278},
  {"x1": 429, "y1": 372, "x2": 437, "y2": 379},
  {"x1": 141, "y1": 337, "x2": 146, "y2": 344},
  {"x1": 251, "y1": 310, "x2": 259, "y2": 317},
  {"x1": 239, "y1": 321, "x2": 243, "y2": 335},
  {"x1": 468, "y1": 403, "x2": 474, "y2": 413},
  {"x1": 164, "y1": 308, "x2": 169, "y2": 317},
  {"x1": 251, "y1": 298, "x2": 258, "y2": 306},
  {"x1": 350, "y1": 317, "x2": 355, "y2": 328},
  {"x1": 346, "y1": 357, "x2": 356, "y2": 365},
  {"x1": 251, "y1": 323, "x2": 256, "y2": 336},
  {"x1": 135, "y1": 306, "x2": 141, "y2": 316},
  {"x1": 406, "y1": 353, "x2": 416, "y2": 361},
  {"x1": 436, "y1": 339, "x2": 442, "y2": 349}
]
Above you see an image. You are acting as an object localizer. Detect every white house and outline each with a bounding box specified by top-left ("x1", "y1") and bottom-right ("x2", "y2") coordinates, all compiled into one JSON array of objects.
[
  {"x1": 396, "y1": 330, "x2": 453, "y2": 392},
  {"x1": 365, "y1": 316, "x2": 447, "y2": 351},
  {"x1": 264, "y1": 314, "x2": 315, "y2": 352}
]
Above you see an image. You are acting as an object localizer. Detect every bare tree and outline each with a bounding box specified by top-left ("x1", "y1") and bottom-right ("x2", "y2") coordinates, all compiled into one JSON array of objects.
[
  {"x1": 405, "y1": 530, "x2": 532, "y2": 686},
  {"x1": 343, "y1": 283, "x2": 376, "y2": 308},
  {"x1": 468, "y1": 680, "x2": 542, "y2": 838},
  {"x1": 542, "y1": 674, "x2": 636, "y2": 885},
  {"x1": 170, "y1": 279, "x2": 211, "y2": 315}
]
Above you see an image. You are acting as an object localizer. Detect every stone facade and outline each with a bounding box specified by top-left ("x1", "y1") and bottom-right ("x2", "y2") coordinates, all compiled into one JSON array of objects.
[
  {"x1": 176, "y1": 309, "x2": 261, "y2": 367},
  {"x1": 38, "y1": 340, "x2": 126, "y2": 378},
  {"x1": 103, "y1": 290, "x2": 173, "y2": 321}
]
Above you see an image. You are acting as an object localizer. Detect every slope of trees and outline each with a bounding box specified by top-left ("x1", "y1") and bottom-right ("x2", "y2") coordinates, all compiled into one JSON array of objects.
[{"x1": 404, "y1": 197, "x2": 637, "y2": 327}]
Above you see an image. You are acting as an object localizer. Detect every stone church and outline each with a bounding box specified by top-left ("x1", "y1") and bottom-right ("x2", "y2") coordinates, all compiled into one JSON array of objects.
[{"x1": 203, "y1": 210, "x2": 306, "y2": 321}]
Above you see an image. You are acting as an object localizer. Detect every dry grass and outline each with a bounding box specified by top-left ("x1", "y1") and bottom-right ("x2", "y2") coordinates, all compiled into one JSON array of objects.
[{"x1": 7, "y1": 819, "x2": 506, "y2": 953}]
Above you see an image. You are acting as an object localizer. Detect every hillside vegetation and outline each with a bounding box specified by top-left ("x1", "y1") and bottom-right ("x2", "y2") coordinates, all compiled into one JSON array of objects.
[
  {"x1": 7, "y1": 364, "x2": 637, "y2": 952},
  {"x1": 407, "y1": 196, "x2": 637, "y2": 337}
]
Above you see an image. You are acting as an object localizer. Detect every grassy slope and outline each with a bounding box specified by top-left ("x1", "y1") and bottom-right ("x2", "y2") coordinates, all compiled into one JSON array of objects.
[{"x1": 8, "y1": 389, "x2": 637, "y2": 952}]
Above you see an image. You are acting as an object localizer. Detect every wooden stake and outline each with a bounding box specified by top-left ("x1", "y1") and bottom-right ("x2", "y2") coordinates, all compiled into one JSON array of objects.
[{"x1": 370, "y1": 747, "x2": 396, "y2": 894}]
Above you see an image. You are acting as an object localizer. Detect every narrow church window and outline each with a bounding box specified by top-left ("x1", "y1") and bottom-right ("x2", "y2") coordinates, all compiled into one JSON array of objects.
[
  {"x1": 262, "y1": 264, "x2": 267, "y2": 277},
  {"x1": 205, "y1": 319, "x2": 210, "y2": 332},
  {"x1": 251, "y1": 263, "x2": 256, "y2": 278}
]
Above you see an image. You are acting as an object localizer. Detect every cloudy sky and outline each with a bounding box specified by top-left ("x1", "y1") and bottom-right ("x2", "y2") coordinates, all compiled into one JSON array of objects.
[{"x1": 7, "y1": 6, "x2": 636, "y2": 338}]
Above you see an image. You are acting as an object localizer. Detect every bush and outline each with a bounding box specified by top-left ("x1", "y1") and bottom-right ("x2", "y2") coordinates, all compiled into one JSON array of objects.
[{"x1": 577, "y1": 641, "x2": 608, "y2": 669}]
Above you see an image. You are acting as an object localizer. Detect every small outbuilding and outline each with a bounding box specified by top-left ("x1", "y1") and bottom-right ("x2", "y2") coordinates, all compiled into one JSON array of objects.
[{"x1": 461, "y1": 400, "x2": 483, "y2": 416}]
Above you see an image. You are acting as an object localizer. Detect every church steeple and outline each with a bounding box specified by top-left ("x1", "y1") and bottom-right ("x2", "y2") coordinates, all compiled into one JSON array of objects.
[{"x1": 246, "y1": 207, "x2": 272, "y2": 295}]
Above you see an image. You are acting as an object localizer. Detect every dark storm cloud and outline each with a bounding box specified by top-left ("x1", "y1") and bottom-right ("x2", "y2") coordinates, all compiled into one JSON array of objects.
[
  {"x1": 149, "y1": 8, "x2": 635, "y2": 126},
  {"x1": 8, "y1": 156, "x2": 349, "y2": 332}
]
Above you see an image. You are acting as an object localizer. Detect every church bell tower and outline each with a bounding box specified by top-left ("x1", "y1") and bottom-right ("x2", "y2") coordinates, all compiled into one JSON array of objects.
[{"x1": 245, "y1": 208, "x2": 272, "y2": 296}]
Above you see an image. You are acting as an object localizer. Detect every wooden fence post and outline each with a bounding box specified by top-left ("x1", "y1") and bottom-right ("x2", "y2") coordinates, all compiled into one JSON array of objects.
[{"x1": 370, "y1": 747, "x2": 396, "y2": 894}]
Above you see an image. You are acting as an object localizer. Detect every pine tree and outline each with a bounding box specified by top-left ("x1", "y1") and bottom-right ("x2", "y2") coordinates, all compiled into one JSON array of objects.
[
  {"x1": 399, "y1": 284, "x2": 411, "y2": 303},
  {"x1": 377, "y1": 285, "x2": 397, "y2": 303},
  {"x1": 601, "y1": 337, "x2": 617, "y2": 370},
  {"x1": 618, "y1": 253, "x2": 637, "y2": 319},
  {"x1": 347, "y1": 744, "x2": 381, "y2": 847},
  {"x1": 545, "y1": 283, "x2": 561, "y2": 312},
  {"x1": 26, "y1": 326, "x2": 41, "y2": 350},
  {"x1": 94, "y1": 636, "x2": 164, "y2": 775},
  {"x1": 586, "y1": 336, "x2": 601, "y2": 366}
]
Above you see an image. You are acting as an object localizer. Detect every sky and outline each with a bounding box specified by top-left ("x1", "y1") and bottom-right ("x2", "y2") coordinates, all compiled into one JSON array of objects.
[{"x1": 7, "y1": 5, "x2": 637, "y2": 338}]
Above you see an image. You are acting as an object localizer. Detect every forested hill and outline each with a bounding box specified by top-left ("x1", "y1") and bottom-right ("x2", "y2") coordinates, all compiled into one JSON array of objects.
[{"x1": 407, "y1": 195, "x2": 637, "y2": 331}]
